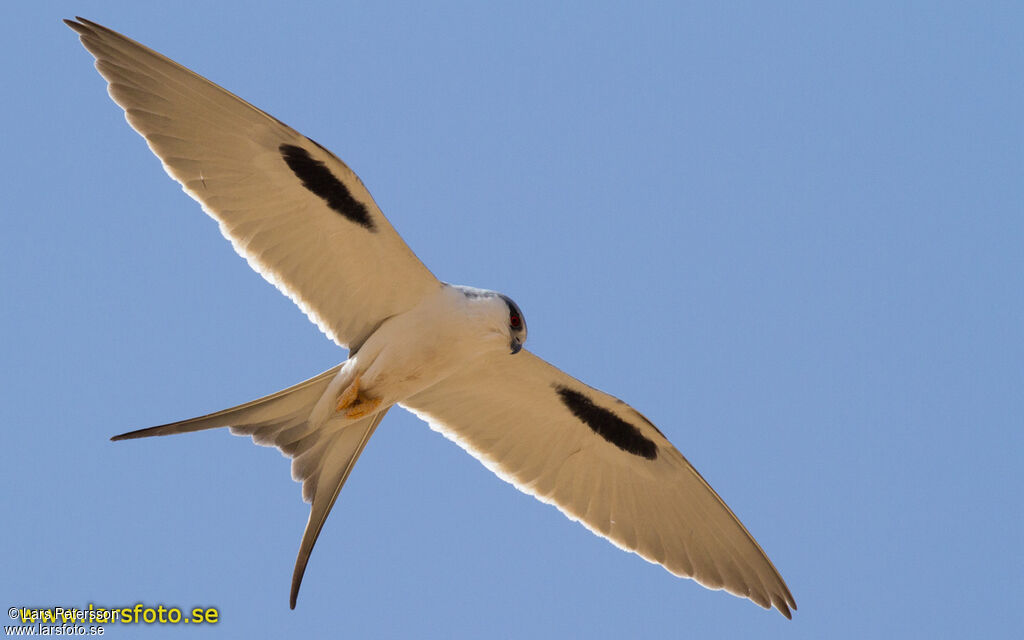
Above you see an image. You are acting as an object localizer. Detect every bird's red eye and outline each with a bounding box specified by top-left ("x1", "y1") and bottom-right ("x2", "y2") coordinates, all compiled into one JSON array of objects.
[{"x1": 511, "y1": 314, "x2": 521, "y2": 327}]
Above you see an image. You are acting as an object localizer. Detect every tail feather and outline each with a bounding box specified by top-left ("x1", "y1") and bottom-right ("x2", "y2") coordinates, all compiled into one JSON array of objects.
[
  {"x1": 109, "y1": 362, "x2": 388, "y2": 610},
  {"x1": 240, "y1": 415, "x2": 307, "y2": 448},
  {"x1": 110, "y1": 364, "x2": 343, "y2": 442},
  {"x1": 290, "y1": 412, "x2": 384, "y2": 609}
]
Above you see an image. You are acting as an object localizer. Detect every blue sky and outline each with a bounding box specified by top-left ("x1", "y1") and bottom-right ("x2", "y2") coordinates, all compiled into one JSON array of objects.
[{"x1": 2, "y1": 1, "x2": 1021, "y2": 637}]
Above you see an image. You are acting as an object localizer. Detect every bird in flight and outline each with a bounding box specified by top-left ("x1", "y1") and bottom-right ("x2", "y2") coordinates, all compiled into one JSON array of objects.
[{"x1": 66, "y1": 17, "x2": 796, "y2": 618}]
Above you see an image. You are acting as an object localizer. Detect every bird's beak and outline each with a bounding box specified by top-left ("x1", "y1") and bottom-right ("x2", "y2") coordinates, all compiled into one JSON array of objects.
[{"x1": 510, "y1": 339, "x2": 522, "y2": 354}]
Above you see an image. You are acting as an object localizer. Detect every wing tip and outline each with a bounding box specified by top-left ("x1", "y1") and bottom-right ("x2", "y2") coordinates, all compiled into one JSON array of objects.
[
  {"x1": 770, "y1": 590, "x2": 797, "y2": 619},
  {"x1": 780, "y1": 580, "x2": 797, "y2": 618},
  {"x1": 64, "y1": 18, "x2": 86, "y2": 38},
  {"x1": 63, "y1": 16, "x2": 94, "y2": 35},
  {"x1": 776, "y1": 600, "x2": 793, "y2": 620}
]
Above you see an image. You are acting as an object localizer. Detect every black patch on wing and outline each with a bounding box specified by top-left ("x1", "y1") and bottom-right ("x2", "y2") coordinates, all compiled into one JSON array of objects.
[
  {"x1": 615, "y1": 399, "x2": 666, "y2": 437},
  {"x1": 279, "y1": 144, "x2": 376, "y2": 231},
  {"x1": 554, "y1": 386, "x2": 658, "y2": 460}
]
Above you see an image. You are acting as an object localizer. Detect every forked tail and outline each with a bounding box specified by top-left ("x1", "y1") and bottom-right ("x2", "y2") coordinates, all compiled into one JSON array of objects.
[{"x1": 110, "y1": 364, "x2": 389, "y2": 609}]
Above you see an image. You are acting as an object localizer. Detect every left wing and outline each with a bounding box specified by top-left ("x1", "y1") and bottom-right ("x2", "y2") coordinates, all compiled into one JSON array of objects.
[{"x1": 402, "y1": 350, "x2": 796, "y2": 618}]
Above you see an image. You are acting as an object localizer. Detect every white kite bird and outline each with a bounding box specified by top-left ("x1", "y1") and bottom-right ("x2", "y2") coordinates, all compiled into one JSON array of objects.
[{"x1": 66, "y1": 17, "x2": 796, "y2": 618}]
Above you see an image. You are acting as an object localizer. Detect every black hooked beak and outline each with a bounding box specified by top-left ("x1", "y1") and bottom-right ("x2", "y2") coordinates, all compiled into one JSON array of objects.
[{"x1": 510, "y1": 337, "x2": 523, "y2": 354}]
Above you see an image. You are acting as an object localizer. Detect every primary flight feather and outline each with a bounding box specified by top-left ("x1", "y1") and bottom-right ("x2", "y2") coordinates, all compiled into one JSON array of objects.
[{"x1": 66, "y1": 17, "x2": 796, "y2": 618}]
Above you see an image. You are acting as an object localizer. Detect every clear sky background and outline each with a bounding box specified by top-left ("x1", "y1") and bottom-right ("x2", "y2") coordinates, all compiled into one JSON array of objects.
[{"x1": 2, "y1": 2, "x2": 1021, "y2": 638}]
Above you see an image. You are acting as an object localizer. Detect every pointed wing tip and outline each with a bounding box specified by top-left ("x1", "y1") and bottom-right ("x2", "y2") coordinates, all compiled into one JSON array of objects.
[
  {"x1": 64, "y1": 18, "x2": 124, "y2": 46},
  {"x1": 64, "y1": 19, "x2": 85, "y2": 37},
  {"x1": 771, "y1": 593, "x2": 796, "y2": 619},
  {"x1": 786, "y1": 597, "x2": 798, "y2": 619},
  {"x1": 63, "y1": 17, "x2": 90, "y2": 34}
]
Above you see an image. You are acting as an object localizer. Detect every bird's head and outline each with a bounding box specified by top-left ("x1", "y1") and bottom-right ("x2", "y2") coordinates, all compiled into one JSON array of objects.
[
  {"x1": 498, "y1": 294, "x2": 527, "y2": 354},
  {"x1": 452, "y1": 285, "x2": 528, "y2": 355}
]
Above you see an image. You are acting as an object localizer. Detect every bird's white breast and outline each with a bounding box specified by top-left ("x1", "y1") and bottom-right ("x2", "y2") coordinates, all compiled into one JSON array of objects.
[{"x1": 349, "y1": 285, "x2": 509, "y2": 407}]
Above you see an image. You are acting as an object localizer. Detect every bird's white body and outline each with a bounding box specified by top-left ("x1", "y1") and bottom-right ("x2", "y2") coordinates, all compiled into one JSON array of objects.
[
  {"x1": 67, "y1": 17, "x2": 796, "y2": 618},
  {"x1": 358, "y1": 286, "x2": 514, "y2": 403},
  {"x1": 314, "y1": 285, "x2": 516, "y2": 426}
]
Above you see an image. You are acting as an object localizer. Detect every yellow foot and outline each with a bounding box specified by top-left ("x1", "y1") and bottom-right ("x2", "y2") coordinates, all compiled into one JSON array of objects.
[
  {"x1": 344, "y1": 396, "x2": 382, "y2": 419},
  {"x1": 335, "y1": 374, "x2": 362, "y2": 412},
  {"x1": 335, "y1": 373, "x2": 382, "y2": 419}
]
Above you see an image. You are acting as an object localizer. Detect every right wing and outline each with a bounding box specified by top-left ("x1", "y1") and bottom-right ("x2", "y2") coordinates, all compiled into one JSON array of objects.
[{"x1": 66, "y1": 17, "x2": 440, "y2": 350}]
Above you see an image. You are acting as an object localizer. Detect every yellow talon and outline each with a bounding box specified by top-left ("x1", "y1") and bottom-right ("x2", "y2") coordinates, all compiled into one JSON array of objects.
[
  {"x1": 335, "y1": 374, "x2": 361, "y2": 412},
  {"x1": 335, "y1": 373, "x2": 382, "y2": 418},
  {"x1": 344, "y1": 396, "x2": 382, "y2": 419}
]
